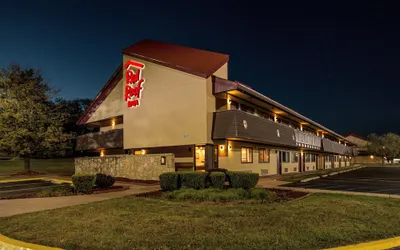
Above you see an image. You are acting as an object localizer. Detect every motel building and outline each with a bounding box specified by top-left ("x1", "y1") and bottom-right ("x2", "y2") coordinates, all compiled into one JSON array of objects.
[{"x1": 76, "y1": 39, "x2": 356, "y2": 178}]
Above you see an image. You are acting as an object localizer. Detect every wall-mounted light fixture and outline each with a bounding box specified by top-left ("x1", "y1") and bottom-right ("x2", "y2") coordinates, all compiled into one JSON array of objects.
[
  {"x1": 370, "y1": 155, "x2": 374, "y2": 159},
  {"x1": 100, "y1": 150, "x2": 105, "y2": 157},
  {"x1": 220, "y1": 145, "x2": 225, "y2": 150},
  {"x1": 141, "y1": 149, "x2": 146, "y2": 155},
  {"x1": 111, "y1": 119, "x2": 116, "y2": 128},
  {"x1": 228, "y1": 145, "x2": 232, "y2": 151},
  {"x1": 160, "y1": 156, "x2": 166, "y2": 165},
  {"x1": 227, "y1": 98, "x2": 232, "y2": 104}
]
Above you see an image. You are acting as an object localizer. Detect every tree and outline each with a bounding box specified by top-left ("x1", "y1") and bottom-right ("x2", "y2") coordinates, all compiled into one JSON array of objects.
[
  {"x1": 0, "y1": 64, "x2": 71, "y2": 172},
  {"x1": 54, "y1": 98, "x2": 98, "y2": 136},
  {"x1": 367, "y1": 133, "x2": 400, "y2": 165}
]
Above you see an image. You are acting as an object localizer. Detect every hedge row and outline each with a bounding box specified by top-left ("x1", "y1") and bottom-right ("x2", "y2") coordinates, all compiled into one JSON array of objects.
[
  {"x1": 159, "y1": 170, "x2": 259, "y2": 191},
  {"x1": 226, "y1": 172, "x2": 259, "y2": 189}
]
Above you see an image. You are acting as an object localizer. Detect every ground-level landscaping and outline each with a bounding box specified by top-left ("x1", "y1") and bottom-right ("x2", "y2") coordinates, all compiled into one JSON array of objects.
[
  {"x1": 2, "y1": 193, "x2": 400, "y2": 249},
  {"x1": 0, "y1": 158, "x2": 74, "y2": 175}
]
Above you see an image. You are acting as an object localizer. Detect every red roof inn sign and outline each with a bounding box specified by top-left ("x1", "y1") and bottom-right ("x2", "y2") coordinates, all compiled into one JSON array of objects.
[{"x1": 124, "y1": 60, "x2": 145, "y2": 108}]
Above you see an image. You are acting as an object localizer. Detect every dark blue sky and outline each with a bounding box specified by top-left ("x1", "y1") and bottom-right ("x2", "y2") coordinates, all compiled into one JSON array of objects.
[{"x1": 1, "y1": 0, "x2": 399, "y2": 136}]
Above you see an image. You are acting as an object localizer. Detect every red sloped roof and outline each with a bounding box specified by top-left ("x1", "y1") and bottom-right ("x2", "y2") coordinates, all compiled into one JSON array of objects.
[
  {"x1": 122, "y1": 39, "x2": 229, "y2": 78},
  {"x1": 344, "y1": 133, "x2": 367, "y2": 141},
  {"x1": 76, "y1": 65, "x2": 122, "y2": 125}
]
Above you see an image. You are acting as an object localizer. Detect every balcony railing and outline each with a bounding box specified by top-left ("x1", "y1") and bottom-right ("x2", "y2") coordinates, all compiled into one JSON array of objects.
[
  {"x1": 75, "y1": 129, "x2": 123, "y2": 151},
  {"x1": 322, "y1": 138, "x2": 352, "y2": 155},
  {"x1": 294, "y1": 130, "x2": 322, "y2": 150},
  {"x1": 213, "y1": 110, "x2": 297, "y2": 147}
]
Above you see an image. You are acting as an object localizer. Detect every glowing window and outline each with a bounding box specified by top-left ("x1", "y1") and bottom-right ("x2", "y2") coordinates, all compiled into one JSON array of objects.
[{"x1": 241, "y1": 147, "x2": 253, "y2": 163}]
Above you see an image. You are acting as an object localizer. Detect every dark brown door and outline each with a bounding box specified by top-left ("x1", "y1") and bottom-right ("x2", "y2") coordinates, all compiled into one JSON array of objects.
[{"x1": 277, "y1": 151, "x2": 282, "y2": 175}]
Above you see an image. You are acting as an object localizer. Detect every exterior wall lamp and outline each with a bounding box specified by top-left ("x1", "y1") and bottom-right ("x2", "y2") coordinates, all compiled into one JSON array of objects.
[{"x1": 160, "y1": 156, "x2": 166, "y2": 165}]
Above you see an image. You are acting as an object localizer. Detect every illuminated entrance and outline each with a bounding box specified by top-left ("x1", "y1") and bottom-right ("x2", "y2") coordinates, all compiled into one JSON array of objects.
[{"x1": 195, "y1": 146, "x2": 205, "y2": 170}]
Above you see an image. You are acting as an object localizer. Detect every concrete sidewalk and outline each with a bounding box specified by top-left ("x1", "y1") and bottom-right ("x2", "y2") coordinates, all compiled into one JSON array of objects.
[
  {"x1": 258, "y1": 178, "x2": 400, "y2": 199},
  {"x1": 0, "y1": 184, "x2": 159, "y2": 217}
]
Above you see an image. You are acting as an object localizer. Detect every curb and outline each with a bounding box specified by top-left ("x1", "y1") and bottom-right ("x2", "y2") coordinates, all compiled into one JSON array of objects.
[
  {"x1": 0, "y1": 177, "x2": 72, "y2": 184},
  {"x1": 301, "y1": 166, "x2": 365, "y2": 183},
  {"x1": 0, "y1": 234, "x2": 63, "y2": 250},
  {"x1": 325, "y1": 236, "x2": 400, "y2": 250}
]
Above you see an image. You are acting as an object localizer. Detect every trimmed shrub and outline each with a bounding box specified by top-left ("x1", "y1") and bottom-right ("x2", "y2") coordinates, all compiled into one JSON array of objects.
[
  {"x1": 159, "y1": 172, "x2": 180, "y2": 191},
  {"x1": 180, "y1": 171, "x2": 208, "y2": 189},
  {"x1": 72, "y1": 174, "x2": 96, "y2": 193},
  {"x1": 227, "y1": 171, "x2": 259, "y2": 189},
  {"x1": 209, "y1": 172, "x2": 225, "y2": 189},
  {"x1": 95, "y1": 173, "x2": 115, "y2": 188}
]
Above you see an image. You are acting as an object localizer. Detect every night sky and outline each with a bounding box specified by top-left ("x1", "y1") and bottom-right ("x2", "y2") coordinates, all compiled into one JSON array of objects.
[{"x1": 1, "y1": 1, "x2": 399, "y2": 136}]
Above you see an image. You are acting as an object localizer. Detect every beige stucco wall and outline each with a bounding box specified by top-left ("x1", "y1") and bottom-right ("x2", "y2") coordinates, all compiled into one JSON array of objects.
[
  {"x1": 218, "y1": 141, "x2": 278, "y2": 176},
  {"x1": 354, "y1": 155, "x2": 382, "y2": 164},
  {"x1": 75, "y1": 154, "x2": 174, "y2": 180},
  {"x1": 88, "y1": 79, "x2": 124, "y2": 123},
  {"x1": 213, "y1": 62, "x2": 228, "y2": 79},
  {"x1": 206, "y1": 77, "x2": 216, "y2": 144},
  {"x1": 305, "y1": 161, "x2": 317, "y2": 171},
  {"x1": 324, "y1": 159, "x2": 332, "y2": 169},
  {"x1": 122, "y1": 55, "x2": 212, "y2": 149},
  {"x1": 281, "y1": 162, "x2": 299, "y2": 174},
  {"x1": 334, "y1": 160, "x2": 340, "y2": 168}
]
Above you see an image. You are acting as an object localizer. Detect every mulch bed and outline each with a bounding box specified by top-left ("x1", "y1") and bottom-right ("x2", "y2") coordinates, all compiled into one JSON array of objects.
[
  {"x1": 134, "y1": 190, "x2": 164, "y2": 198},
  {"x1": 10, "y1": 171, "x2": 44, "y2": 176},
  {"x1": 114, "y1": 177, "x2": 159, "y2": 186},
  {"x1": 92, "y1": 185, "x2": 129, "y2": 194}
]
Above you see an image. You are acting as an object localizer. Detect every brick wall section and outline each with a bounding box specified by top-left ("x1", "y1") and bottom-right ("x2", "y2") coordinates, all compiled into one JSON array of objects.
[{"x1": 75, "y1": 154, "x2": 175, "y2": 180}]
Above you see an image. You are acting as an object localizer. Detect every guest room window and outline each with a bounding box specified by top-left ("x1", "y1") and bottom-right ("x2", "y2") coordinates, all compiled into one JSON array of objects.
[
  {"x1": 241, "y1": 147, "x2": 253, "y2": 163},
  {"x1": 281, "y1": 151, "x2": 291, "y2": 163},
  {"x1": 305, "y1": 153, "x2": 311, "y2": 163},
  {"x1": 259, "y1": 148, "x2": 270, "y2": 163},
  {"x1": 292, "y1": 152, "x2": 299, "y2": 163},
  {"x1": 311, "y1": 154, "x2": 317, "y2": 162}
]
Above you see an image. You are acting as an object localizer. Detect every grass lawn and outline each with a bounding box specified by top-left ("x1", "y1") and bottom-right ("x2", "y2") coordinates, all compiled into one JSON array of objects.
[
  {"x1": 2, "y1": 194, "x2": 400, "y2": 249},
  {"x1": 0, "y1": 158, "x2": 74, "y2": 176},
  {"x1": 278, "y1": 166, "x2": 361, "y2": 182}
]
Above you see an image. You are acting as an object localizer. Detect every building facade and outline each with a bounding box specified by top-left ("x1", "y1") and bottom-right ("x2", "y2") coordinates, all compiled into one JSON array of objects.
[
  {"x1": 76, "y1": 40, "x2": 355, "y2": 177},
  {"x1": 344, "y1": 134, "x2": 382, "y2": 164}
]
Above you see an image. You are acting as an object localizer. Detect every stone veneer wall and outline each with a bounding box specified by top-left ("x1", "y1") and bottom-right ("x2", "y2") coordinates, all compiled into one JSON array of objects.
[{"x1": 75, "y1": 154, "x2": 175, "y2": 180}]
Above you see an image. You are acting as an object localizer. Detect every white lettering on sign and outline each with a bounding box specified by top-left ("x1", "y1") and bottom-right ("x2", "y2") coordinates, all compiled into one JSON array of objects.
[
  {"x1": 243, "y1": 120, "x2": 248, "y2": 129},
  {"x1": 277, "y1": 130, "x2": 280, "y2": 137}
]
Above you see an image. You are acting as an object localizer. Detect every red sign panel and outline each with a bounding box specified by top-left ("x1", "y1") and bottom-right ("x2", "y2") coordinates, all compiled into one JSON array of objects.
[{"x1": 124, "y1": 60, "x2": 145, "y2": 108}]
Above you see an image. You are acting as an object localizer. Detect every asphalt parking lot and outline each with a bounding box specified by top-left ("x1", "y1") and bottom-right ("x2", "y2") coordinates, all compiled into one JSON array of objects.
[{"x1": 283, "y1": 166, "x2": 400, "y2": 195}]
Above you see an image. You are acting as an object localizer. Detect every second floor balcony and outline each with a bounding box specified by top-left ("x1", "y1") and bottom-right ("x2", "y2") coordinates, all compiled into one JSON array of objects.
[{"x1": 75, "y1": 129, "x2": 123, "y2": 151}]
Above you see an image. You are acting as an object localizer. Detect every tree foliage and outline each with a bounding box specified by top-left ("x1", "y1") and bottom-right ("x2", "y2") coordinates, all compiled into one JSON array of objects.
[
  {"x1": 367, "y1": 133, "x2": 400, "y2": 164},
  {"x1": 0, "y1": 64, "x2": 71, "y2": 170}
]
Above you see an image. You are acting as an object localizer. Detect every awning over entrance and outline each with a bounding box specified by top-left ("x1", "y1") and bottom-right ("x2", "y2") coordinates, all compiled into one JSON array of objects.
[{"x1": 212, "y1": 110, "x2": 297, "y2": 148}]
